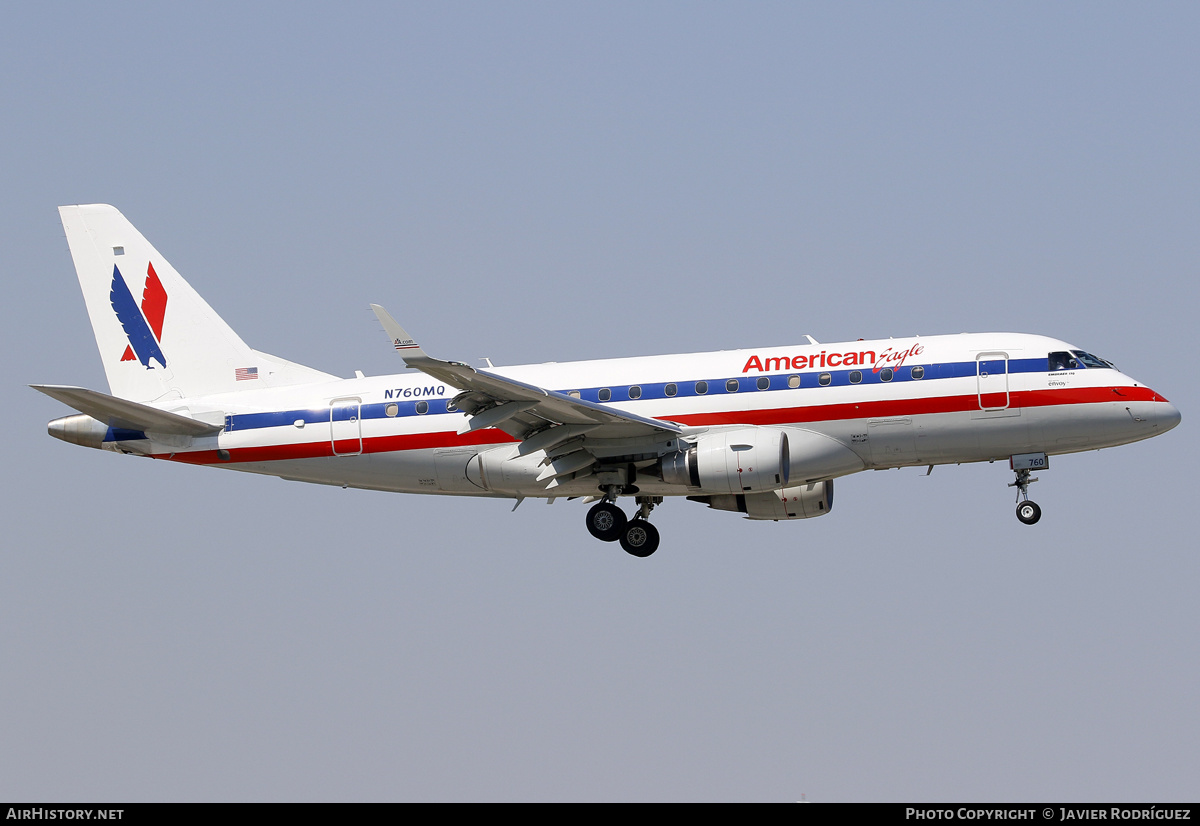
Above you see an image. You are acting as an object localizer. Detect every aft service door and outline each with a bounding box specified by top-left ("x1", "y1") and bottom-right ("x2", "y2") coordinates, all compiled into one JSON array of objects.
[
  {"x1": 330, "y1": 398, "x2": 362, "y2": 456},
  {"x1": 976, "y1": 352, "x2": 1010, "y2": 411}
]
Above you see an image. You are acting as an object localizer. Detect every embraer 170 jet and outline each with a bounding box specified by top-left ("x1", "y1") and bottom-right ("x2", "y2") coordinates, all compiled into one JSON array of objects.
[{"x1": 35, "y1": 205, "x2": 1180, "y2": 557}]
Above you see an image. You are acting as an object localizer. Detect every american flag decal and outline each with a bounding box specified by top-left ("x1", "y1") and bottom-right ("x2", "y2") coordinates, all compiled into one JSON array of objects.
[{"x1": 235, "y1": 367, "x2": 259, "y2": 381}]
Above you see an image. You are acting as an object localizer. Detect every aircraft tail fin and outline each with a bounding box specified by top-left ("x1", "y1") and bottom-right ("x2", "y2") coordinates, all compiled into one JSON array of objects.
[{"x1": 58, "y1": 204, "x2": 334, "y2": 402}]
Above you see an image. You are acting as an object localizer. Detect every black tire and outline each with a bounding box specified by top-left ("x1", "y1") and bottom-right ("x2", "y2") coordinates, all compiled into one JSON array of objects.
[
  {"x1": 619, "y1": 519, "x2": 660, "y2": 557},
  {"x1": 586, "y1": 502, "x2": 627, "y2": 542},
  {"x1": 1016, "y1": 500, "x2": 1042, "y2": 525}
]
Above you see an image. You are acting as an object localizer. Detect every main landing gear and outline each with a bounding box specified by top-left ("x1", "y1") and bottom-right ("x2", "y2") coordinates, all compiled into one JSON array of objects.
[
  {"x1": 586, "y1": 493, "x2": 662, "y2": 557},
  {"x1": 1008, "y1": 459, "x2": 1043, "y2": 525}
]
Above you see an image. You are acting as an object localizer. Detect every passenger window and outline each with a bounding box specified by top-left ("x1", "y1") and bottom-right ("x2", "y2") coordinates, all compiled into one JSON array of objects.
[
  {"x1": 849, "y1": 371, "x2": 861, "y2": 384},
  {"x1": 911, "y1": 366, "x2": 924, "y2": 380},
  {"x1": 446, "y1": 400, "x2": 458, "y2": 412},
  {"x1": 757, "y1": 377, "x2": 770, "y2": 391},
  {"x1": 787, "y1": 375, "x2": 800, "y2": 388},
  {"x1": 819, "y1": 373, "x2": 831, "y2": 386},
  {"x1": 568, "y1": 390, "x2": 581, "y2": 399},
  {"x1": 665, "y1": 383, "x2": 678, "y2": 397},
  {"x1": 415, "y1": 401, "x2": 429, "y2": 414},
  {"x1": 598, "y1": 388, "x2": 611, "y2": 402},
  {"x1": 695, "y1": 381, "x2": 708, "y2": 395},
  {"x1": 880, "y1": 368, "x2": 893, "y2": 382},
  {"x1": 628, "y1": 386, "x2": 642, "y2": 400},
  {"x1": 726, "y1": 379, "x2": 739, "y2": 392},
  {"x1": 385, "y1": 403, "x2": 399, "y2": 417}
]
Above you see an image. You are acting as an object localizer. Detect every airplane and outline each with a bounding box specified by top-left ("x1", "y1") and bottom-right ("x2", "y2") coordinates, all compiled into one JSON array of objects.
[{"x1": 34, "y1": 204, "x2": 1181, "y2": 557}]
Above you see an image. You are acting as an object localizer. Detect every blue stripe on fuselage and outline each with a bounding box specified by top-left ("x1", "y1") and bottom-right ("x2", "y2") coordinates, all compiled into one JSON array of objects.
[{"x1": 219, "y1": 356, "x2": 1073, "y2": 432}]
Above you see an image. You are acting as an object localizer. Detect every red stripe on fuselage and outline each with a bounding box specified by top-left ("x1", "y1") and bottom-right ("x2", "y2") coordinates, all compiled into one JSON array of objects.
[
  {"x1": 667, "y1": 385, "x2": 1162, "y2": 427},
  {"x1": 153, "y1": 385, "x2": 1162, "y2": 465},
  {"x1": 161, "y1": 426, "x2": 517, "y2": 465}
]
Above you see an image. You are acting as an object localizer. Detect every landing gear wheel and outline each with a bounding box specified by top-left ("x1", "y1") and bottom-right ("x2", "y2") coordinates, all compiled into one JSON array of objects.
[
  {"x1": 586, "y1": 502, "x2": 627, "y2": 542},
  {"x1": 619, "y1": 519, "x2": 660, "y2": 557},
  {"x1": 1016, "y1": 500, "x2": 1042, "y2": 525}
]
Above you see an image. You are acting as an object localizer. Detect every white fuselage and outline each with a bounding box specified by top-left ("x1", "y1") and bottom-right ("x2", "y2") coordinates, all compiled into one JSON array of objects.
[{"x1": 108, "y1": 332, "x2": 1177, "y2": 500}]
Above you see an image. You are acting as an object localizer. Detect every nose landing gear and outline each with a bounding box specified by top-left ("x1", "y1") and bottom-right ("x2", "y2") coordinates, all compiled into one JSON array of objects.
[
  {"x1": 1015, "y1": 497, "x2": 1042, "y2": 525},
  {"x1": 1008, "y1": 453, "x2": 1047, "y2": 525}
]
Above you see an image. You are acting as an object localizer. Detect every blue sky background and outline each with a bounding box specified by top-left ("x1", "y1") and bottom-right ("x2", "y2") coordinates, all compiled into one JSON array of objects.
[{"x1": 2, "y1": 2, "x2": 1197, "y2": 801}]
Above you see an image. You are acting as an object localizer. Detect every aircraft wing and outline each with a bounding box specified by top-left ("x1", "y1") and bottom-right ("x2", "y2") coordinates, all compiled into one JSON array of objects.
[
  {"x1": 370, "y1": 305, "x2": 681, "y2": 442},
  {"x1": 30, "y1": 385, "x2": 222, "y2": 436}
]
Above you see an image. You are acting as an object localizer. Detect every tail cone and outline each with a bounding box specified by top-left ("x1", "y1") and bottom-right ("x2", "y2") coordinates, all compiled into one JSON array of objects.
[{"x1": 47, "y1": 414, "x2": 109, "y2": 449}]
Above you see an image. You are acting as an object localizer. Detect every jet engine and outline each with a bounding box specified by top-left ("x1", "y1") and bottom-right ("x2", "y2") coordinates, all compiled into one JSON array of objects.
[
  {"x1": 661, "y1": 426, "x2": 864, "y2": 495},
  {"x1": 661, "y1": 427, "x2": 789, "y2": 494}
]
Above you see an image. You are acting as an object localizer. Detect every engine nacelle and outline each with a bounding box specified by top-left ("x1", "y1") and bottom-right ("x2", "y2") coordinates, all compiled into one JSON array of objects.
[
  {"x1": 663, "y1": 426, "x2": 864, "y2": 495},
  {"x1": 662, "y1": 427, "x2": 789, "y2": 494},
  {"x1": 688, "y1": 480, "x2": 834, "y2": 521}
]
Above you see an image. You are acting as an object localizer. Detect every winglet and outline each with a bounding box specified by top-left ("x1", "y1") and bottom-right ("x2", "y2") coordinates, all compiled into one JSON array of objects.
[
  {"x1": 370, "y1": 304, "x2": 432, "y2": 366},
  {"x1": 370, "y1": 304, "x2": 478, "y2": 389}
]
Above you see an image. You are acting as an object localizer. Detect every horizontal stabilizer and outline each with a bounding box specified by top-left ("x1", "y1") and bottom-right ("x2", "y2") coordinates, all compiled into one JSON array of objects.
[{"x1": 31, "y1": 385, "x2": 222, "y2": 436}]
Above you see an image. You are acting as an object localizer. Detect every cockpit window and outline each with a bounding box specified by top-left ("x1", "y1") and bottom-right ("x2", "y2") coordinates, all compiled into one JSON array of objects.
[
  {"x1": 1071, "y1": 350, "x2": 1114, "y2": 369},
  {"x1": 1048, "y1": 351, "x2": 1080, "y2": 371},
  {"x1": 1049, "y1": 350, "x2": 1115, "y2": 371}
]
